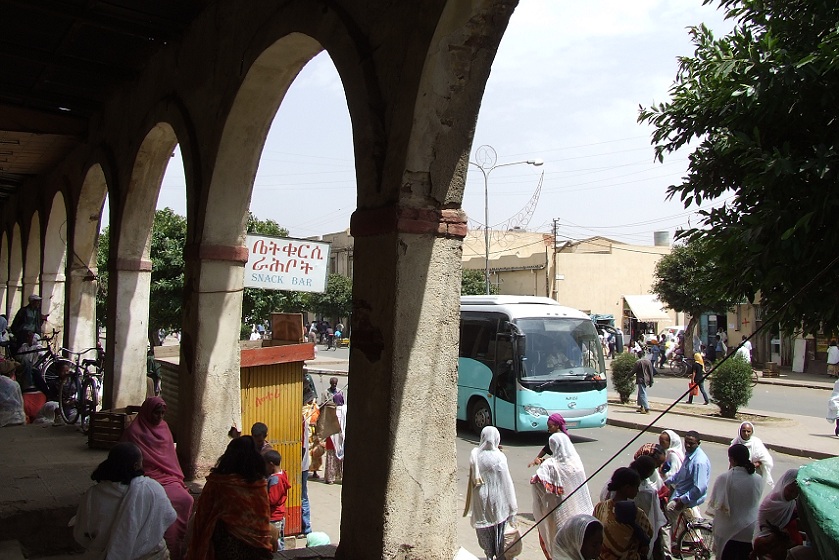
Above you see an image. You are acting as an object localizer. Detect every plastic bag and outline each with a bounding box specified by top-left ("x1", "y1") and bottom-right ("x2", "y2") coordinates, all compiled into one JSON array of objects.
[{"x1": 0, "y1": 376, "x2": 25, "y2": 426}]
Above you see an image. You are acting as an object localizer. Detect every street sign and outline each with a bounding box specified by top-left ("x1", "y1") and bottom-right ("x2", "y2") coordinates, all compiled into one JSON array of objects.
[{"x1": 243, "y1": 234, "x2": 331, "y2": 293}]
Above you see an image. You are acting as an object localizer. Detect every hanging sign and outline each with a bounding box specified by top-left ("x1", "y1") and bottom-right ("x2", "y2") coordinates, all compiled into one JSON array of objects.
[{"x1": 243, "y1": 234, "x2": 330, "y2": 293}]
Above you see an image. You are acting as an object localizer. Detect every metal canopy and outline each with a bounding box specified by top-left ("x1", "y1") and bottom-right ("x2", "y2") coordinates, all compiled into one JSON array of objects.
[{"x1": 0, "y1": 0, "x2": 206, "y2": 201}]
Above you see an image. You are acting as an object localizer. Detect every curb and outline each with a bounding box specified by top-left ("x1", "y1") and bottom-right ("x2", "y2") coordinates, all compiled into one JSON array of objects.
[
  {"x1": 756, "y1": 379, "x2": 833, "y2": 391},
  {"x1": 606, "y1": 417, "x2": 833, "y2": 461}
]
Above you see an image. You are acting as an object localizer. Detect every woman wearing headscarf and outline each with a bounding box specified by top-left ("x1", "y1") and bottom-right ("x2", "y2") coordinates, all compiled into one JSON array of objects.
[
  {"x1": 73, "y1": 442, "x2": 176, "y2": 559},
  {"x1": 463, "y1": 426, "x2": 518, "y2": 560},
  {"x1": 657, "y1": 430, "x2": 684, "y2": 478},
  {"x1": 531, "y1": 431, "x2": 594, "y2": 559},
  {"x1": 826, "y1": 379, "x2": 839, "y2": 436},
  {"x1": 185, "y1": 436, "x2": 277, "y2": 559},
  {"x1": 593, "y1": 467, "x2": 653, "y2": 560},
  {"x1": 121, "y1": 396, "x2": 193, "y2": 559},
  {"x1": 753, "y1": 469, "x2": 803, "y2": 560},
  {"x1": 706, "y1": 444, "x2": 763, "y2": 560},
  {"x1": 553, "y1": 514, "x2": 604, "y2": 560},
  {"x1": 529, "y1": 413, "x2": 568, "y2": 467},
  {"x1": 731, "y1": 421, "x2": 774, "y2": 487},
  {"x1": 324, "y1": 392, "x2": 346, "y2": 484}
]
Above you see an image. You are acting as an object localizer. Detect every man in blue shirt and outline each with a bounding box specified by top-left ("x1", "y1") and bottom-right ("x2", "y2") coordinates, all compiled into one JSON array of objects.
[{"x1": 663, "y1": 430, "x2": 711, "y2": 555}]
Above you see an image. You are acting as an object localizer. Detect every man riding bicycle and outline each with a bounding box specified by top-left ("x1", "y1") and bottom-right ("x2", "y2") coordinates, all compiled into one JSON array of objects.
[{"x1": 662, "y1": 430, "x2": 711, "y2": 556}]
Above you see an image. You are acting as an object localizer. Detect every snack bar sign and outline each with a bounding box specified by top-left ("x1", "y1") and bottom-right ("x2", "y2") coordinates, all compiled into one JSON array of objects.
[{"x1": 244, "y1": 234, "x2": 330, "y2": 293}]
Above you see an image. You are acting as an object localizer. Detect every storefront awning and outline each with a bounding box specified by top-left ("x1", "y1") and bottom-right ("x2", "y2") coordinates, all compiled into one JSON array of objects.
[{"x1": 623, "y1": 295, "x2": 671, "y2": 322}]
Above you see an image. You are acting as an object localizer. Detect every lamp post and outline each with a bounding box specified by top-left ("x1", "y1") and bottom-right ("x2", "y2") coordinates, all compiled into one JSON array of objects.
[{"x1": 469, "y1": 145, "x2": 544, "y2": 294}]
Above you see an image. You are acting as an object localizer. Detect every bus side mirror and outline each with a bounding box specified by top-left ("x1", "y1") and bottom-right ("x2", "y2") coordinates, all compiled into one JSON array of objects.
[{"x1": 515, "y1": 336, "x2": 526, "y2": 358}]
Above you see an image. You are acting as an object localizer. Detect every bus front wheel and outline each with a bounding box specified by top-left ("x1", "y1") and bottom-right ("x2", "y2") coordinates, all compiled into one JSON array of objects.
[{"x1": 469, "y1": 400, "x2": 492, "y2": 435}]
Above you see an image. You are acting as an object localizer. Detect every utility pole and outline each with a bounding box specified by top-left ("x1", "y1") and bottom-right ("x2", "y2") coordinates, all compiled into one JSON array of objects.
[{"x1": 552, "y1": 218, "x2": 559, "y2": 301}]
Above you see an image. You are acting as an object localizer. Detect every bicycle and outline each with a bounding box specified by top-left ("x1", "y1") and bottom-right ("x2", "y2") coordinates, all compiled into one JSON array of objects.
[
  {"x1": 56, "y1": 346, "x2": 99, "y2": 425},
  {"x1": 668, "y1": 354, "x2": 690, "y2": 377},
  {"x1": 671, "y1": 510, "x2": 715, "y2": 560},
  {"x1": 80, "y1": 347, "x2": 105, "y2": 434}
]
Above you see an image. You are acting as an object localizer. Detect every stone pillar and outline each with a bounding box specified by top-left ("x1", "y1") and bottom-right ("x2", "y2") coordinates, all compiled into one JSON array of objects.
[
  {"x1": 105, "y1": 258, "x2": 152, "y2": 408},
  {"x1": 6, "y1": 280, "x2": 22, "y2": 318},
  {"x1": 22, "y1": 275, "x2": 39, "y2": 302},
  {"x1": 178, "y1": 244, "x2": 248, "y2": 478},
  {"x1": 339, "y1": 207, "x2": 465, "y2": 559},
  {"x1": 41, "y1": 272, "x2": 66, "y2": 349},
  {"x1": 66, "y1": 265, "x2": 99, "y2": 353}
]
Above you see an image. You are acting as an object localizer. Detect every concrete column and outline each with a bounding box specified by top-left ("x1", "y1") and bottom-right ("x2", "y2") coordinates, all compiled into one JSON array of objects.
[
  {"x1": 6, "y1": 281, "x2": 22, "y2": 318},
  {"x1": 22, "y1": 275, "x2": 39, "y2": 302},
  {"x1": 105, "y1": 259, "x2": 152, "y2": 408},
  {"x1": 41, "y1": 272, "x2": 67, "y2": 349},
  {"x1": 66, "y1": 265, "x2": 98, "y2": 353},
  {"x1": 178, "y1": 245, "x2": 247, "y2": 478},
  {"x1": 339, "y1": 207, "x2": 465, "y2": 559}
]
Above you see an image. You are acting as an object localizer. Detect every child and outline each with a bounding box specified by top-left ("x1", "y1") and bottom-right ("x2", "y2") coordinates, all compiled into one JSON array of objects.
[
  {"x1": 265, "y1": 450, "x2": 291, "y2": 550},
  {"x1": 252, "y1": 421, "x2": 272, "y2": 452}
]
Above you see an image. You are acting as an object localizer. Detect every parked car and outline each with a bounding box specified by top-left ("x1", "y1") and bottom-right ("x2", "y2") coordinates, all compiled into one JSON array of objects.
[{"x1": 658, "y1": 326, "x2": 685, "y2": 341}]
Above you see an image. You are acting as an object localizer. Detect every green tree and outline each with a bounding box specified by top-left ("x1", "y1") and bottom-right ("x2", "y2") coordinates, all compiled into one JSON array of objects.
[
  {"x1": 652, "y1": 239, "x2": 739, "y2": 355},
  {"x1": 610, "y1": 352, "x2": 638, "y2": 404},
  {"x1": 305, "y1": 274, "x2": 353, "y2": 321},
  {"x1": 709, "y1": 354, "x2": 754, "y2": 418},
  {"x1": 461, "y1": 269, "x2": 498, "y2": 295},
  {"x1": 639, "y1": 0, "x2": 839, "y2": 334}
]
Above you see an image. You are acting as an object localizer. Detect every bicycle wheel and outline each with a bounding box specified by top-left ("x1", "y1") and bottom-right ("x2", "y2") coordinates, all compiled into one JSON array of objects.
[
  {"x1": 59, "y1": 375, "x2": 81, "y2": 424},
  {"x1": 675, "y1": 360, "x2": 689, "y2": 378},
  {"x1": 751, "y1": 369, "x2": 759, "y2": 387},
  {"x1": 675, "y1": 522, "x2": 715, "y2": 560},
  {"x1": 80, "y1": 378, "x2": 99, "y2": 434}
]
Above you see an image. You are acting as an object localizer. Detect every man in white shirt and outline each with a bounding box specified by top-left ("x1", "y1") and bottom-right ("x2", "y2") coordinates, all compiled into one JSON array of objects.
[
  {"x1": 737, "y1": 335, "x2": 753, "y2": 364},
  {"x1": 827, "y1": 340, "x2": 839, "y2": 377}
]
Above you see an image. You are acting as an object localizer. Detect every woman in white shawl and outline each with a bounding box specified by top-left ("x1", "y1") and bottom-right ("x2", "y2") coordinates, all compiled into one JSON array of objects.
[
  {"x1": 553, "y1": 514, "x2": 604, "y2": 560},
  {"x1": 706, "y1": 444, "x2": 763, "y2": 560},
  {"x1": 753, "y1": 469, "x2": 803, "y2": 560},
  {"x1": 731, "y1": 421, "x2": 774, "y2": 486},
  {"x1": 464, "y1": 426, "x2": 517, "y2": 560},
  {"x1": 324, "y1": 393, "x2": 347, "y2": 484},
  {"x1": 657, "y1": 430, "x2": 684, "y2": 478},
  {"x1": 531, "y1": 432, "x2": 594, "y2": 560},
  {"x1": 826, "y1": 379, "x2": 839, "y2": 436},
  {"x1": 73, "y1": 442, "x2": 176, "y2": 560}
]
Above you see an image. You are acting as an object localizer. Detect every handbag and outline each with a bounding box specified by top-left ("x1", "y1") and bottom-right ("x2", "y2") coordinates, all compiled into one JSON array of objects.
[{"x1": 503, "y1": 521, "x2": 523, "y2": 558}]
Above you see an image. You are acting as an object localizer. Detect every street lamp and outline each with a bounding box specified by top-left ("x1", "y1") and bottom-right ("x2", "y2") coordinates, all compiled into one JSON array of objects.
[{"x1": 468, "y1": 145, "x2": 544, "y2": 294}]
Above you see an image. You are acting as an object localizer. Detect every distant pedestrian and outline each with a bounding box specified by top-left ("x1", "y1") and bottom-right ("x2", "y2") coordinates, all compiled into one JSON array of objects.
[
  {"x1": 826, "y1": 378, "x2": 839, "y2": 436},
  {"x1": 686, "y1": 354, "x2": 709, "y2": 405},
  {"x1": 324, "y1": 393, "x2": 346, "y2": 484},
  {"x1": 827, "y1": 340, "x2": 839, "y2": 378},
  {"x1": 632, "y1": 358, "x2": 654, "y2": 414},
  {"x1": 464, "y1": 426, "x2": 518, "y2": 560},
  {"x1": 715, "y1": 335, "x2": 727, "y2": 358},
  {"x1": 737, "y1": 335, "x2": 752, "y2": 364}
]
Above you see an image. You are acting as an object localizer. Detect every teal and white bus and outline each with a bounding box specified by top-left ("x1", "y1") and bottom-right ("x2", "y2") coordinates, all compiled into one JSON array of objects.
[{"x1": 458, "y1": 295, "x2": 608, "y2": 433}]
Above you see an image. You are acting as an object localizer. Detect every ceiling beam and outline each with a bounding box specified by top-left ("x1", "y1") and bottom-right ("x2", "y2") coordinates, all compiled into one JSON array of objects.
[{"x1": 0, "y1": 103, "x2": 87, "y2": 136}]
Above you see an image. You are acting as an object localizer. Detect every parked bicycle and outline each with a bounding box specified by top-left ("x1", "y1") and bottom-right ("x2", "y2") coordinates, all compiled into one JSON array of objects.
[
  {"x1": 80, "y1": 346, "x2": 105, "y2": 434},
  {"x1": 56, "y1": 346, "x2": 99, "y2": 426}
]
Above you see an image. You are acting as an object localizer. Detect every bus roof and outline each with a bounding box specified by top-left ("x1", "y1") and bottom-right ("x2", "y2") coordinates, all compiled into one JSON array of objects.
[{"x1": 460, "y1": 295, "x2": 592, "y2": 320}]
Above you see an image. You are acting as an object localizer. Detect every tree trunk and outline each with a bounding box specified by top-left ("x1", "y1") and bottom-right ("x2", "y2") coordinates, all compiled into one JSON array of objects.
[{"x1": 685, "y1": 315, "x2": 699, "y2": 357}]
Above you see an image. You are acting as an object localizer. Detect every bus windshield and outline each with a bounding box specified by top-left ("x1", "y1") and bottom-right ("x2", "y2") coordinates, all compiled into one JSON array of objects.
[{"x1": 517, "y1": 317, "x2": 604, "y2": 381}]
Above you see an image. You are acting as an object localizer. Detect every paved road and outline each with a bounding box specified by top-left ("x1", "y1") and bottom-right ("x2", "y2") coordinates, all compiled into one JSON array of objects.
[
  {"x1": 453, "y1": 423, "x2": 805, "y2": 558},
  {"x1": 649, "y1": 369, "x2": 823, "y2": 417}
]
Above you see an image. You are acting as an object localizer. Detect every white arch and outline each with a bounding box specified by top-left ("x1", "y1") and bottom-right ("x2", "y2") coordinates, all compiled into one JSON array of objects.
[
  {"x1": 23, "y1": 213, "x2": 41, "y2": 304},
  {"x1": 8, "y1": 224, "x2": 23, "y2": 317}
]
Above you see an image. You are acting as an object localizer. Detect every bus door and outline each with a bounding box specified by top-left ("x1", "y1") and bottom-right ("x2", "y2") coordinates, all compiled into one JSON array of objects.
[{"x1": 491, "y1": 334, "x2": 518, "y2": 431}]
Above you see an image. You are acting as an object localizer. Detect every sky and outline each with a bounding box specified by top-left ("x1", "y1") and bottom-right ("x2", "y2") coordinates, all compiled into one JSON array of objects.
[{"x1": 150, "y1": 0, "x2": 733, "y2": 246}]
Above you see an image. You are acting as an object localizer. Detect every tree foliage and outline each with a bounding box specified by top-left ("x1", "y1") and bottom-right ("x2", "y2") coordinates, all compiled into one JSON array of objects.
[
  {"x1": 610, "y1": 353, "x2": 638, "y2": 404},
  {"x1": 652, "y1": 239, "x2": 740, "y2": 352},
  {"x1": 709, "y1": 354, "x2": 753, "y2": 418},
  {"x1": 639, "y1": 0, "x2": 839, "y2": 333},
  {"x1": 306, "y1": 274, "x2": 353, "y2": 320},
  {"x1": 461, "y1": 269, "x2": 498, "y2": 296}
]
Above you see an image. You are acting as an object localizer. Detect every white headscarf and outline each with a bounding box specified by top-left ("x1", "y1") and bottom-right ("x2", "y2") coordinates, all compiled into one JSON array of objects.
[
  {"x1": 755, "y1": 468, "x2": 799, "y2": 539},
  {"x1": 827, "y1": 379, "x2": 839, "y2": 421},
  {"x1": 731, "y1": 422, "x2": 774, "y2": 486},
  {"x1": 535, "y1": 432, "x2": 584, "y2": 490},
  {"x1": 706, "y1": 465, "x2": 763, "y2": 558},
  {"x1": 661, "y1": 430, "x2": 684, "y2": 476},
  {"x1": 553, "y1": 514, "x2": 603, "y2": 560},
  {"x1": 466, "y1": 426, "x2": 517, "y2": 528}
]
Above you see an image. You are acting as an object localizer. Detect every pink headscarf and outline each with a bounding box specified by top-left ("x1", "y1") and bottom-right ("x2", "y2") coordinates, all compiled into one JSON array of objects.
[
  {"x1": 120, "y1": 397, "x2": 185, "y2": 486},
  {"x1": 548, "y1": 413, "x2": 568, "y2": 435}
]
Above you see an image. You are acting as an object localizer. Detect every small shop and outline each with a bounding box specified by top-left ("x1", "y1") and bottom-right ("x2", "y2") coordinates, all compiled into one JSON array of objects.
[{"x1": 621, "y1": 295, "x2": 672, "y2": 346}]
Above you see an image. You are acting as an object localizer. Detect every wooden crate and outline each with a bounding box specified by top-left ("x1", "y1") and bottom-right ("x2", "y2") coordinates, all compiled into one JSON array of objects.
[{"x1": 88, "y1": 406, "x2": 142, "y2": 449}]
